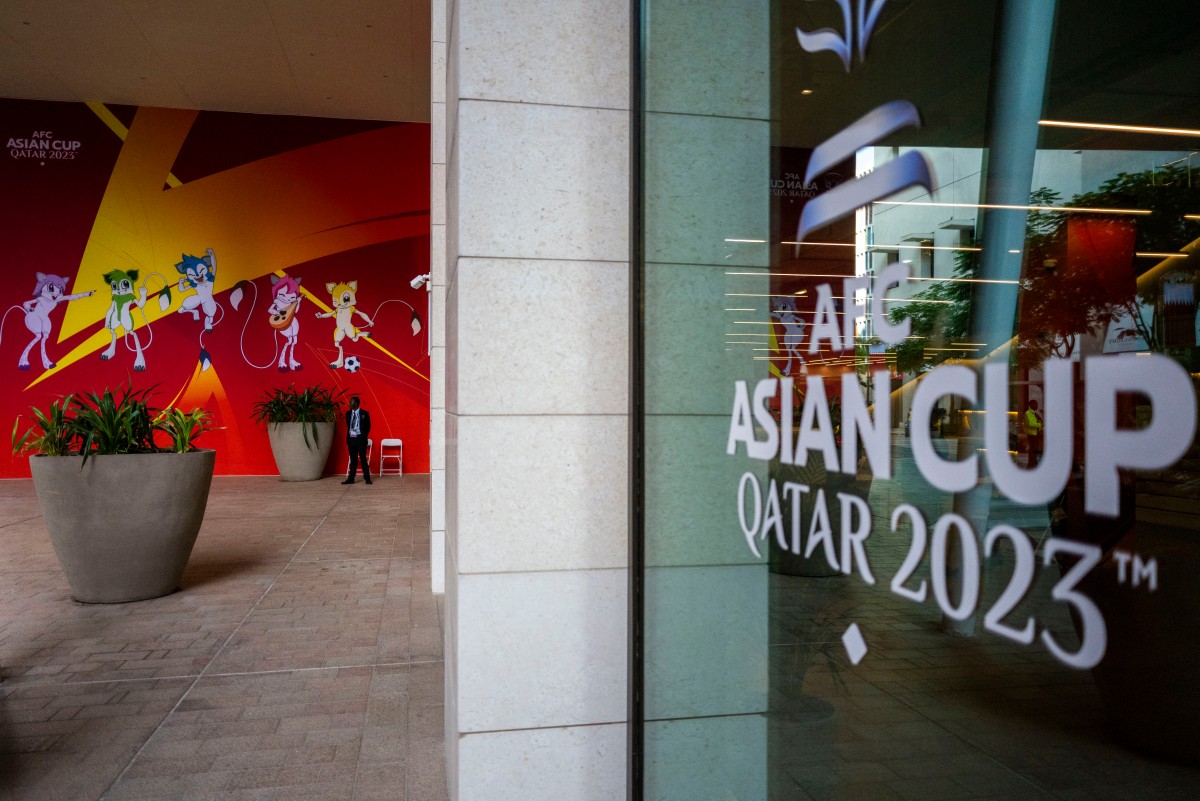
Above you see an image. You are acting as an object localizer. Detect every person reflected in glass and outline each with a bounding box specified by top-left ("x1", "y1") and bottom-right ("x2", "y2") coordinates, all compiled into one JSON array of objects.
[
  {"x1": 1024, "y1": 398, "x2": 1044, "y2": 468},
  {"x1": 343, "y1": 395, "x2": 372, "y2": 485}
]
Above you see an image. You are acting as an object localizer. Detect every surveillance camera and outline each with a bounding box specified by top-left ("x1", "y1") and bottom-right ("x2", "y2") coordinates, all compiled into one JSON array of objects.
[{"x1": 410, "y1": 274, "x2": 430, "y2": 289}]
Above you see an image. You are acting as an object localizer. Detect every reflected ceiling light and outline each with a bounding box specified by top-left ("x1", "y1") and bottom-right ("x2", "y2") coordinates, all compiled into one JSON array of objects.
[
  {"x1": 779, "y1": 240, "x2": 981, "y2": 251},
  {"x1": 1136, "y1": 252, "x2": 1188, "y2": 258},
  {"x1": 907, "y1": 277, "x2": 1018, "y2": 284},
  {"x1": 733, "y1": 346, "x2": 834, "y2": 351},
  {"x1": 874, "y1": 200, "x2": 1150, "y2": 215},
  {"x1": 724, "y1": 238, "x2": 767, "y2": 243},
  {"x1": 882, "y1": 298, "x2": 952, "y2": 304},
  {"x1": 801, "y1": 89, "x2": 814, "y2": 95},
  {"x1": 724, "y1": 292, "x2": 851, "y2": 299},
  {"x1": 748, "y1": 347, "x2": 835, "y2": 352},
  {"x1": 1039, "y1": 119, "x2": 1200, "y2": 138},
  {"x1": 752, "y1": 356, "x2": 838, "y2": 361},
  {"x1": 725, "y1": 308, "x2": 756, "y2": 312},
  {"x1": 724, "y1": 333, "x2": 778, "y2": 337},
  {"x1": 1185, "y1": 215, "x2": 1200, "y2": 221},
  {"x1": 726, "y1": 271, "x2": 859, "y2": 279},
  {"x1": 1161, "y1": 155, "x2": 1195, "y2": 167},
  {"x1": 780, "y1": 240, "x2": 850, "y2": 248},
  {"x1": 1008, "y1": 249, "x2": 1021, "y2": 253}
]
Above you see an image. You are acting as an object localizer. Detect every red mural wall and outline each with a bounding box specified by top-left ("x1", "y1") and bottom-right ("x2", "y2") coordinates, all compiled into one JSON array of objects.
[{"x1": 1, "y1": 99, "x2": 431, "y2": 478}]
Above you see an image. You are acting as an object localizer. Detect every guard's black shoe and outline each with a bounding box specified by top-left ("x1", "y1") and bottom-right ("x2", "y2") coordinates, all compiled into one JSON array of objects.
[{"x1": 342, "y1": 478, "x2": 355, "y2": 485}]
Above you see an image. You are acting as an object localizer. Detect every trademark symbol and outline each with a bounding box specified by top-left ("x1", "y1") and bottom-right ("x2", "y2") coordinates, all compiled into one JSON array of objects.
[{"x1": 1112, "y1": 550, "x2": 1157, "y2": 591}]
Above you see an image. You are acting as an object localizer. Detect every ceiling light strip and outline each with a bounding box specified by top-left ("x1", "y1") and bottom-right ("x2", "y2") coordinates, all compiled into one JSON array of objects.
[{"x1": 1039, "y1": 119, "x2": 1200, "y2": 138}]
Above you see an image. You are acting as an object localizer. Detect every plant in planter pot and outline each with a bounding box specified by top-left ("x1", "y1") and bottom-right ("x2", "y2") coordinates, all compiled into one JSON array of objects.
[
  {"x1": 251, "y1": 384, "x2": 346, "y2": 481},
  {"x1": 12, "y1": 385, "x2": 216, "y2": 603}
]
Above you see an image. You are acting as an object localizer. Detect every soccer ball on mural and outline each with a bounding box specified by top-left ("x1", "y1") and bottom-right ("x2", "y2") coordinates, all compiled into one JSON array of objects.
[{"x1": 343, "y1": 356, "x2": 361, "y2": 373}]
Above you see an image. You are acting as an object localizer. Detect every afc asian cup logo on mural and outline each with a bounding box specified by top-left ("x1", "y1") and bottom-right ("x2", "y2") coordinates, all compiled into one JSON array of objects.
[{"x1": 7, "y1": 130, "x2": 82, "y2": 162}]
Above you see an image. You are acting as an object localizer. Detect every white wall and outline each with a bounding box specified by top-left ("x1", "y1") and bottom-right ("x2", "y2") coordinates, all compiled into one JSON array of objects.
[{"x1": 438, "y1": 0, "x2": 631, "y2": 797}]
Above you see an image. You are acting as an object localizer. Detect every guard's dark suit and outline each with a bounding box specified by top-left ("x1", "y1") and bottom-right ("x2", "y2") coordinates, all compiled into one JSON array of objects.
[{"x1": 345, "y1": 406, "x2": 372, "y2": 482}]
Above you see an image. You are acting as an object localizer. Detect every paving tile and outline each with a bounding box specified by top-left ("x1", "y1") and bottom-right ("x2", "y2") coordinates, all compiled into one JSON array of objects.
[
  {"x1": 102, "y1": 770, "x2": 235, "y2": 800},
  {"x1": 0, "y1": 521, "x2": 61, "y2": 574},
  {"x1": 405, "y1": 738, "x2": 447, "y2": 801},
  {"x1": 0, "y1": 475, "x2": 445, "y2": 801},
  {"x1": 187, "y1": 516, "x2": 327, "y2": 566},
  {"x1": 294, "y1": 523, "x2": 399, "y2": 564},
  {"x1": 0, "y1": 481, "x2": 43, "y2": 528},
  {"x1": 353, "y1": 761, "x2": 407, "y2": 801},
  {"x1": 204, "y1": 561, "x2": 390, "y2": 674},
  {"x1": 111, "y1": 669, "x2": 370, "y2": 798},
  {"x1": 359, "y1": 725, "x2": 407, "y2": 765},
  {"x1": 0, "y1": 678, "x2": 191, "y2": 801}
]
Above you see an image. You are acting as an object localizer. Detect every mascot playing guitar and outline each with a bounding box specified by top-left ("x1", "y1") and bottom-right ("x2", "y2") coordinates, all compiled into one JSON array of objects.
[{"x1": 267, "y1": 275, "x2": 304, "y2": 371}]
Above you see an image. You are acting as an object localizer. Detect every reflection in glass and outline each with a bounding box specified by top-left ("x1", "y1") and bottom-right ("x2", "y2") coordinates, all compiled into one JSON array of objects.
[{"x1": 642, "y1": 1, "x2": 1200, "y2": 799}]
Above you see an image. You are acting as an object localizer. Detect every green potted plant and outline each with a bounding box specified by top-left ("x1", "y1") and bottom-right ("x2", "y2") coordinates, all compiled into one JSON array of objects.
[
  {"x1": 12, "y1": 384, "x2": 215, "y2": 604},
  {"x1": 251, "y1": 384, "x2": 346, "y2": 481}
]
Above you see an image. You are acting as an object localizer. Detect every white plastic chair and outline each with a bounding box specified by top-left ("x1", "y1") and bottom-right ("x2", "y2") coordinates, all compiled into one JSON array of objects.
[
  {"x1": 379, "y1": 438, "x2": 403, "y2": 475},
  {"x1": 347, "y1": 438, "x2": 373, "y2": 473}
]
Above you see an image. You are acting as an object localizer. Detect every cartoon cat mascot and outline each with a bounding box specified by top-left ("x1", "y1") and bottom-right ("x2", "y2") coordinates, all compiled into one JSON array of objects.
[
  {"x1": 12, "y1": 273, "x2": 95, "y2": 371},
  {"x1": 100, "y1": 269, "x2": 149, "y2": 370},
  {"x1": 315, "y1": 280, "x2": 374, "y2": 369},
  {"x1": 267, "y1": 275, "x2": 304, "y2": 371},
  {"x1": 176, "y1": 248, "x2": 219, "y2": 331}
]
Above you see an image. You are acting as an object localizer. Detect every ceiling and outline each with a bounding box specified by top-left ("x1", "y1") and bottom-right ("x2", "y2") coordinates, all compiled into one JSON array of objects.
[
  {"x1": 778, "y1": 0, "x2": 1200, "y2": 151},
  {"x1": 0, "y1": 0, "x2": 431, "y2": 122}
]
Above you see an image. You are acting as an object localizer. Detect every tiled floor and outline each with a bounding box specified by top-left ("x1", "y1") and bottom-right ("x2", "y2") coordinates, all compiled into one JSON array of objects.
[{"x1": 0, "y1": 474, "x2": 445, "y2": 801}]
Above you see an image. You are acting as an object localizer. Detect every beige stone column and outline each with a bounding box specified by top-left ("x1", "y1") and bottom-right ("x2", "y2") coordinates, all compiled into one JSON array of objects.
[
  {"x1": 430, "y1": 0, "x2": 448, "y2": 595},
  {"x1": 439, "y1": 0, "x2": 631, "y2": 798}
]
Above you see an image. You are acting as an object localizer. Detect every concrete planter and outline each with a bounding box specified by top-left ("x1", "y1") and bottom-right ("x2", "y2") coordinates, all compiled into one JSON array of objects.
[
  {"x1": 30, "y1": 450, "x2": 215, "y2": 604},
  {"x1": 266, "y1": 421, "x2": 335, "y2": 481}
]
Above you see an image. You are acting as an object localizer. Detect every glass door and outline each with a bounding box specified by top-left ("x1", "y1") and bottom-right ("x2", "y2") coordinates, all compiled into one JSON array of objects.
[{"x1": 637, "y1": 1, "x2": 1200, "y2": 798}]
